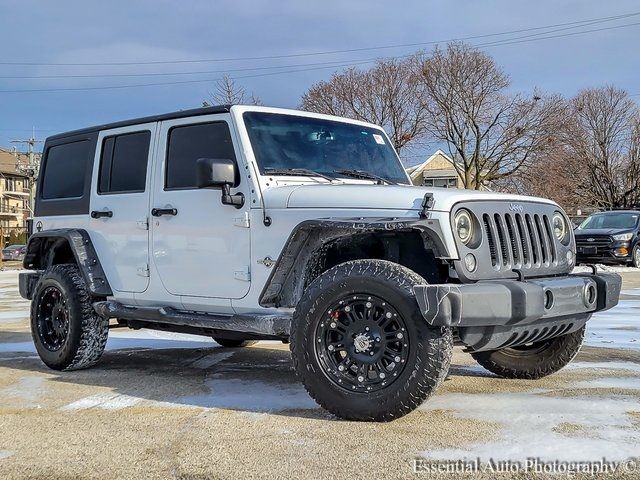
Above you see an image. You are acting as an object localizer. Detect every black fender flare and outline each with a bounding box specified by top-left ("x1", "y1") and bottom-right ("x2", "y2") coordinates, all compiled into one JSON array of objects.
[
  {"x1": 23, "y1": 229, "x2": 113, "y2": 297},
  {"x1": 258, "y1": 217, "x2": 450, "y2": 308}
]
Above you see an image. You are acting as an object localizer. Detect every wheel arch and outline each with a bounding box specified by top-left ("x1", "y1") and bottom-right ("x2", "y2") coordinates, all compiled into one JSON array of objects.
[
  {"x1": 24, "y1": 229, "x2": 112, "y2": 297},
  {"x1": 259, "y1": 218, "x2": 451, "y2": 308}
]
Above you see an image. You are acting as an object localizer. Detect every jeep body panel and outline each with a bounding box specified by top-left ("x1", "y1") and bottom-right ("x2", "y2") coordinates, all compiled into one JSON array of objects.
[{"x1": 24, "y1": 104, "x2": 620, "y2": 349}]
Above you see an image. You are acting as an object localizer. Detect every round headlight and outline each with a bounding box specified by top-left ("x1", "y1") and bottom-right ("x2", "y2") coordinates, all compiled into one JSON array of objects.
[
  {"x1": 552, "y1": 212, "x2": 567, "y2": 242},
  {"x1": 454, "y1": 209, "x2": 474, "y2": 245}
]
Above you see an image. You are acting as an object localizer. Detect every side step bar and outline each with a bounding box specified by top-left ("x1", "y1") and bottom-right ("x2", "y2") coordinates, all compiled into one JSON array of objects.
[{"x1": 93, "y1": 301, "x2": 291, "y2": 338}]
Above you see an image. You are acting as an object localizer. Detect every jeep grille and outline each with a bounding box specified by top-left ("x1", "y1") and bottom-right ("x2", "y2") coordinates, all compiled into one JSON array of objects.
[
  {"x1": 452, "y1": 201, "x2": 574, "y2": 281},
  {"x1": 482, "y1": 212, "x2": 556, "y2": 269}
]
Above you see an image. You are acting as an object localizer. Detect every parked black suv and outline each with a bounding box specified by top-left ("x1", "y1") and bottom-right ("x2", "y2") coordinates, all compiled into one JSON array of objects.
[{"x1": 575, "y1": 210, "x2": 640, "y2": 267}]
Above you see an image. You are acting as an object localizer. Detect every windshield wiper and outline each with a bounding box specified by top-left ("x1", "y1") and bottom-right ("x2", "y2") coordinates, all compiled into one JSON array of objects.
[
  {"x1": 334, "y1": 168, "x2": 397, "y2": 185},
  {"x1": 264, "y1": 168, "x2": 335, "y2": 182}
]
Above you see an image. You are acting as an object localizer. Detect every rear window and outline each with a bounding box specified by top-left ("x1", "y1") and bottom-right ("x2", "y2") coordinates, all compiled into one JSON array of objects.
[
  {"x1": 41, "y1": 140, "x2": 91, "y2": 199},
  {"x1": 98, "y1": 131, "x2": 151, "y2": 194}
]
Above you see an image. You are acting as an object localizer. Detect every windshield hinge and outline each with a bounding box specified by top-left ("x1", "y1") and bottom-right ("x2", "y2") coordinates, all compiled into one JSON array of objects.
[{"x1": 234, "y1": 212, "x2": 250, "y2": 228}]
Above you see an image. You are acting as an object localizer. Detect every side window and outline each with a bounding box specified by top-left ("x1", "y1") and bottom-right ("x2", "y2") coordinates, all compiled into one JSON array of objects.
[
  {"x1": 98, "y1": 131, "x2": 151, "y2": 194},
  {"x1": 41, "y1": 140, "x2": 90, "y2": 199},
  {"x1": 165, "y1": 122, "x2": 237, "y2": 189}
]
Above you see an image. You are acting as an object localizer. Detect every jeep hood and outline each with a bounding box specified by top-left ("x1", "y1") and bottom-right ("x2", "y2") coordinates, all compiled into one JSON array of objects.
[{"x1": 261, "y1": 184, "x2": 556, "y2": 212}]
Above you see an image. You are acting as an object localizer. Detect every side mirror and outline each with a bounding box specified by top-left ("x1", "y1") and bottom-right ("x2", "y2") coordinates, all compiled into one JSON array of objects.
[{"x1": 196, "y1": 158, "x2": 244, "y2": 209}]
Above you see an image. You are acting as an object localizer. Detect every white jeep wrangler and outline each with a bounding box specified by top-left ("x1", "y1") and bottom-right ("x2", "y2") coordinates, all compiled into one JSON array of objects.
[{"x1": 19, "y1": 105, "x2": 621, "y2": 421}]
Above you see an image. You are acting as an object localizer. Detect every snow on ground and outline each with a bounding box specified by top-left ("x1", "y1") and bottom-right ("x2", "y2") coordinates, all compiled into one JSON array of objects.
[
  {"x1": 420, "y1": 388, "x2": 640, "y2": 462},
  {"x1": 573, "y1": 264, "x2": 640, "y2": 273},
  {"x1": 587, "y1": 300, "x2": 640, "y2": 350}
]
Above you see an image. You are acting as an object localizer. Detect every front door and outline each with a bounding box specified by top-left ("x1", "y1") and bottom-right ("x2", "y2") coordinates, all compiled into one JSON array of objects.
[
  {"x1": 150, "y1": 114, "x2": 251, "y2": 299},
  {"x1": 89, "y1": 123, "x2": 157, "y2": 293}
]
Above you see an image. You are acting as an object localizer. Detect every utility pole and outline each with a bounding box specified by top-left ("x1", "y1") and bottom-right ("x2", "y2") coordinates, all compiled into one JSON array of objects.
[
  {"x1": 11, "y1": 128, "x2": 43, "y2": 178},
  {"x1": 10, "y1": 129, "x2": 43, "y2": 237}
]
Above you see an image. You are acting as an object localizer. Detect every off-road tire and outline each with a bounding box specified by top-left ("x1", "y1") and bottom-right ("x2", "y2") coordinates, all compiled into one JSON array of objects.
[
  {"x1": 470, "y1": 326, "x2": 586, "y2": 379},
  {"x1": 212, "y1": 338, "x2": 258, "y2": 348},
  {"x1": 290, "y1": 259, "x2": 452, "y2": 422},
  {"x1": 31, "y1": 264, "x2": 109, "y2": 371}
]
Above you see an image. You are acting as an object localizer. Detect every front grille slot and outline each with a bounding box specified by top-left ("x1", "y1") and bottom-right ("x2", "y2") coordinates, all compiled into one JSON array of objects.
[
  {"x1": 479, "y1": 209, "x2": 558, "y2": 273},
  {"x1": 484, "y1": 214, "x2": 498, "y2": 267},
  {"x1": 494, "y1": 214, "x2": 510, "y2": 267}
]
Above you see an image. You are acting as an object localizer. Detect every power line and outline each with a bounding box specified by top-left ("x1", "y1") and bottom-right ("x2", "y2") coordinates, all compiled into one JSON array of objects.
[
  {"x1": 0, "y1": 19, "x2": 638, "y2": 93},
  {"x1": 0, "y1": 14, "x2": 631, "y2": 81},
  {"x1": 0, "y1": 11, "x2": 638, "y2": 67}
]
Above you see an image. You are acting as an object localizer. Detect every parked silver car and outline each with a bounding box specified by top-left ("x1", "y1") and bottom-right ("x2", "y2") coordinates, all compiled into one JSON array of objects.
[{"x1": 2, "y1": 244, "x2": 26, "y2": 261}]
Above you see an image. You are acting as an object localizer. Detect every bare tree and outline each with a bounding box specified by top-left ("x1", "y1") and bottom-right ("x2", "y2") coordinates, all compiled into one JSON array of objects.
[
  {"x1": 496, "y1": 146, "x2": 588, "y2": 214},
  {"x1": 562, "y1": 86, "x2": 640, "y2": 209},
  {"x1": 204, "y1": 75, "x2": 262, "y2": 106},
  {"x1": 300, "y1": 56, "x2": 429, "y2": 152},
  {"x1": 419, "y1": 42, "x2": 564, "y2": 189}
]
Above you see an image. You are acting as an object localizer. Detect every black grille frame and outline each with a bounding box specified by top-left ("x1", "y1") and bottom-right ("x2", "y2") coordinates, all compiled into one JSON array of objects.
[{"x1": 452, "y1": 201, "x2": 575, "y2": 282}]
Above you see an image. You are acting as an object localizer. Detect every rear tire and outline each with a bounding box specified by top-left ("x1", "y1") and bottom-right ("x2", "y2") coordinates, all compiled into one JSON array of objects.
[
  {"x1": 291, "y1": 259, "x2": 452, "y2": 422},
  {"x1": 30, "y1": 264, "x2": 108, "y2": 371},
  {"x1": 470, "y1": 326, "x2": 585, "y2": 379},
  {"x1": 212, "y1": 338, "x2": 258, "y2": 348}
]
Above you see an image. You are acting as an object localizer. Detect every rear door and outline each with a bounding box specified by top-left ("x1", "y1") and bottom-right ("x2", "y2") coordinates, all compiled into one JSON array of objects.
[
  {"x1": 89, "y1": 123, "x2": 157, "y2": 293},
  {"x1": 150, "y1": 114, "x2": 251, "y2": 299}
]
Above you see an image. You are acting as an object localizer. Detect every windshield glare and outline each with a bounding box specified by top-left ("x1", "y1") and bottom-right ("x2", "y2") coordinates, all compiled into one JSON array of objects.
[
  {"x1": 243, "y1": 112, "x2": 409, "y2": 184},
  {"x1": 578, "y1": 212, "x2": 639, "y2": 230}
]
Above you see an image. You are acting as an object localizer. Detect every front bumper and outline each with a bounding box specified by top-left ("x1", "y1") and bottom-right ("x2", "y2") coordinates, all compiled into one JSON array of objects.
[{"x1": 414, "y1": 273, "x2": 621, "y2": 351}]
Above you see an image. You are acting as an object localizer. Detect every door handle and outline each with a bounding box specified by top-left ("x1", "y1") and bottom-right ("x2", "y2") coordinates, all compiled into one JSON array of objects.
[
  {"x1": 151, "y1": 207, "x2": 178, "y2": 217},
  {"x1": 91, "y1": 210, "x2": 113, "y2": 219}
]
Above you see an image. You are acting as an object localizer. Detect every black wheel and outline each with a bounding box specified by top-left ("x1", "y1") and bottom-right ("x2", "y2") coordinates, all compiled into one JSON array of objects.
[
  {"x1": 31, "y1": 264, "x2": 108, "y2": 371},
  {"x1": 632, "y1": 245, "x2": 640, "y2": 268},
  {"x1": 291, "y1": 259, "x2": 452, "y2": 422},
  {"x1": 212, "y1": 338, "x2": 258, "y2": 348},
  {"x1": 470, "y1": 326, "x2": 585, "y2": 379}
]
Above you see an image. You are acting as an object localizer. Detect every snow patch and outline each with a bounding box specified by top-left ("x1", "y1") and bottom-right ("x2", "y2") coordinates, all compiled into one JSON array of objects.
[
  {"x1": 420, "y1": 391, "x2": 640, "y2": 462},
  {"x1": 0, "y1": 450, "x2": 14, "y2": 460},
  {"x1": 61, "y1": 393, "x2": 142, "y2": 411},
  {"x1": 587, "y1": 300, "x2": 640, "y2": 351}
]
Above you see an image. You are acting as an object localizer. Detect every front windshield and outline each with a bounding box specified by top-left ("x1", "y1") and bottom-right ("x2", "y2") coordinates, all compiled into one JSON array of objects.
[
  {"x1": 243, "y1": 112, "x2": 409, "y2": 184},
  {"x1": 578, "y1": 212, "x2": 639, "y2": 230}
]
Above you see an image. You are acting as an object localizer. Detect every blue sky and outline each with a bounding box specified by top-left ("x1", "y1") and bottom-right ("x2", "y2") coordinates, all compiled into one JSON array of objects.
[{"x1": 0, "y1": 0, "x2": 638, "y2": 157}]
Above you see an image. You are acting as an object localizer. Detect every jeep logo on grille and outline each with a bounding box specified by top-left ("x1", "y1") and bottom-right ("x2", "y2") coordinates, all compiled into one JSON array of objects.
[{"x1": 508, "y1": 203, "x2": 524, "y2": 213}]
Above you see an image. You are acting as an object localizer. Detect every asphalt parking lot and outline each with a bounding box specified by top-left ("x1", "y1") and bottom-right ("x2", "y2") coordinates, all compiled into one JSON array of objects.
[{"x1": 1, "y1": 268, "x2": 639, "y2": 479}]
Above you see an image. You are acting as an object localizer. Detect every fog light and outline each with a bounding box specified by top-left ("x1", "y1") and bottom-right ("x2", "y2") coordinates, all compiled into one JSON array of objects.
[
  {"x1": 566, "y1": 250, "x2": 574, "y2": 265},
  {"x1": 464, "y1": 253, "x2": 477, "y2": 272},
  {"x1": 614, "y1": 247, "x2": 629, "y2": 257}
]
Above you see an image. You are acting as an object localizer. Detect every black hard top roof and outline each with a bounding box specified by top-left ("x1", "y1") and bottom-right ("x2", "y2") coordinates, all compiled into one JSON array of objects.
[{"x1": 46, "y1": 105, "x2": 231, "y2": 141}]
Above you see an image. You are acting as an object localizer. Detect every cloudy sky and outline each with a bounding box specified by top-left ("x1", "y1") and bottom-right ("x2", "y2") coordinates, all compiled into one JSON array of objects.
[{"x1": 0, "y1": 0, "x2": 638, "y2": 154}]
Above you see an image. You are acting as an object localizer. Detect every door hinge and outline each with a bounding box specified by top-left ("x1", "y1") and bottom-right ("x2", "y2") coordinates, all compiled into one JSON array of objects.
[
  {"x1": 233, "y1": 212, "x2": 250, "y2": 228},
  {"x1": 137, "y1": 218, "x2": 149, "y2": 230},
  {"x1": 233, "y1": 266, "x2": 251, "y2": 281},
  {"x1": 137, "y1": 264, "x2": 150, "y2": 277}
]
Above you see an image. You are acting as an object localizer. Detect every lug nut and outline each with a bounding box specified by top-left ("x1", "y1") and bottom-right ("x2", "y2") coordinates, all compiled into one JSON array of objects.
[
  {"x1": 338, "y1": 365, "x2": 344, "y2": 371},
  {"x1": 357, "y1": 376, "x2": 364, "y2": 382},
  {"x1": 330, "y1": 322, "x2": 337, "y2": 328},
  {"x1": 379, "y1": 373, "x2": 386, "y2": 379},
  {"x1": 344, "y1": 306, "x2": 351, "y2": 312},
  {"x1": 328, "y1": 345, "x2": 335, "y2": 351},
  {"x1": 397, "y1": 332, "x2": 403, "y2": 339},
  {"x1": 394, "y1": 356, "x2": 401, "y2": 362}
]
